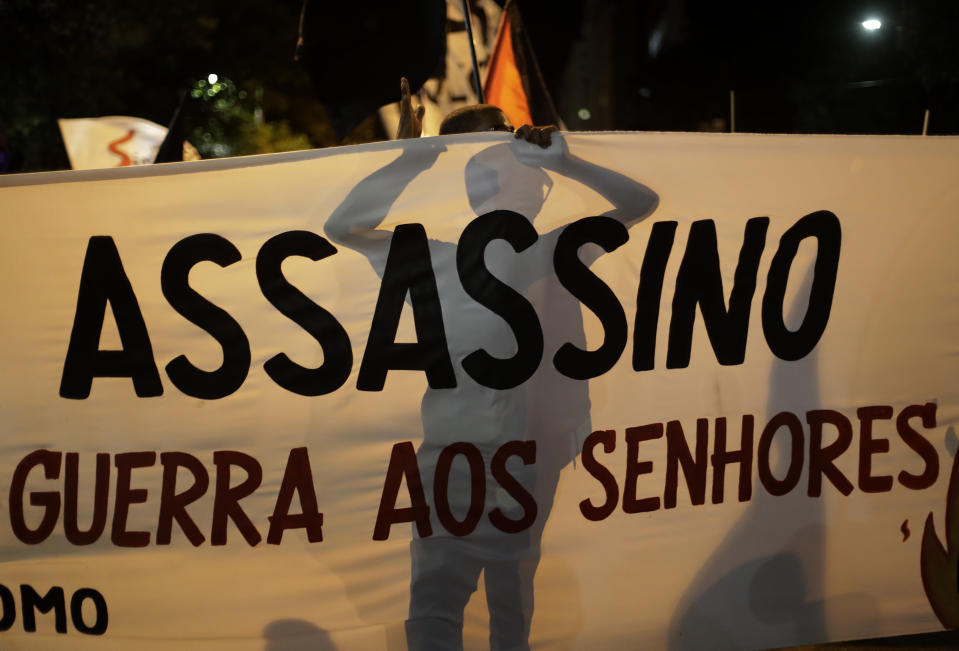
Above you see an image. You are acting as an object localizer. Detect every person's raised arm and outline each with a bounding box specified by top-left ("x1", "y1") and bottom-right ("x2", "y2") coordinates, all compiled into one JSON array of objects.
[
  {"x1": 324, "y1": 78, "x2": 444, "y2": 252},
  {"x1": 527, "y1": 133, "x2": 658, "y2": 228},
  {"x1": 507, "y1": 132, "x2": 659, "y2": 271},
  {"x1": 396, "y1": 77, "x2": 425, "y2": 140}
]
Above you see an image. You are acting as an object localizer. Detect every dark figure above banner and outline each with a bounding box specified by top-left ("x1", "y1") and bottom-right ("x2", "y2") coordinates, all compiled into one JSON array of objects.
[{"x1": 397, "y1": 77, "x2": 557, "y2": 149}]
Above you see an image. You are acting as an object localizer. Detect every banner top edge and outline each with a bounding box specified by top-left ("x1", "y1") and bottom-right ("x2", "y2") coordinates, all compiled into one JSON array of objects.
[{"x1": 2, "y1": 130, "x2": 957, "y2": 188}]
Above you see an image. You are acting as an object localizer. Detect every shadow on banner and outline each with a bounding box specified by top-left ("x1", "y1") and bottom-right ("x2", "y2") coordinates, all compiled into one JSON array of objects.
[
  {"x1": 263, "y1": 619, "x2": 337, "y2": 651},
  {"x1": 322, "y1": 134, "x2": 658, "y2": 650},
  {"x1": 668, "y1": 267, "x2": 880, "y2": 650}
]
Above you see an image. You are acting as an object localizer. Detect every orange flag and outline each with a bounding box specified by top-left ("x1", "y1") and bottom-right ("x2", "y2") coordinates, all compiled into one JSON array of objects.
[
  {"x1": 484, "y1": 2, "x2": 532, "y2": 127},
  {"x1": 483, "y1": 0, "x2": 561, "y2": 129}
]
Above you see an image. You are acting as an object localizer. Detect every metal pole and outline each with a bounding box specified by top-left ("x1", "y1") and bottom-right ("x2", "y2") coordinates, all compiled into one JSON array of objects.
[{"x1": 461, "y1": 0, "x2": 485, "y2": 104}]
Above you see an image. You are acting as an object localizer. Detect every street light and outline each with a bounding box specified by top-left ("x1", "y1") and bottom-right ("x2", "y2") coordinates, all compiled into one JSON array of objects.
[{"x1": 861, "y1": 18, "x2": 882, "y2": 31}]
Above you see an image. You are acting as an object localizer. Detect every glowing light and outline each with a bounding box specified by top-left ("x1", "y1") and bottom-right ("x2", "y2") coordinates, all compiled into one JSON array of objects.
[
  {"x1": 861, "y1": 18, "x2": 881, "y2": 31},
  {"x1": 208, "y1": 73, "x2": 219, "y2": 84},
  {"x1": 578, "y1": 108, "x2": 591, "y2": 121}
]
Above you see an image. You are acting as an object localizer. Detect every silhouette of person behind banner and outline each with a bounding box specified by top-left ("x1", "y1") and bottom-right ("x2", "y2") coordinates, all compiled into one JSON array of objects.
[{"x1": 324, "y1": 85, "x2": 658, "y2": 651}]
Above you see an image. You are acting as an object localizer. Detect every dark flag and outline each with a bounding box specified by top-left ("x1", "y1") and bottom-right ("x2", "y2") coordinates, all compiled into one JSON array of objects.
[
  {"x1": 296, "y1": 0, "x2": 447, "y2": 140},
  {"x1": 483, "y1": 0, "x2": 563, "y2": 129}
]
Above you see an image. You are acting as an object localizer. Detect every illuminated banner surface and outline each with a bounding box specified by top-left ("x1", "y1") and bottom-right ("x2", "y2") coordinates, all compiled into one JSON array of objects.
[{"x1": 1, "y1": 132, "x2": 958, "y2": 650}]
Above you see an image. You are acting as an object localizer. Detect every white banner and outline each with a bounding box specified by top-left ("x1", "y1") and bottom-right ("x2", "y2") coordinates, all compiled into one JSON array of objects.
[
  {"x1": 0, "y1": 132, "x2": 958, "y2": 650},
  {"x1": 58, "y1": 116, "x2": 167, "y2": 170}
]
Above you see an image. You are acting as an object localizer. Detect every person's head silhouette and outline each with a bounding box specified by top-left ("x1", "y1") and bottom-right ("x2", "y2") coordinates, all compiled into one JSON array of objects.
[
  {"x1": 439, "y1": 104, "x2": 514, "y2": 135},
  {"x1": 464, "y1": 143, "x2": 553, "y2": 216}
]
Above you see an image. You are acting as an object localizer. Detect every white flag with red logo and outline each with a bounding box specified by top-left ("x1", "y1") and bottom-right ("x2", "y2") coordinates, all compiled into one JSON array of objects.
[{"x1": 58, "y1": 116, "x2": 167, "y2": 170}]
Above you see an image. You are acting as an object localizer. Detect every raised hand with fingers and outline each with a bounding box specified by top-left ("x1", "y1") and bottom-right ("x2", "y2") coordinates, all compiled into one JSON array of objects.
[{"x1": 396, "y1": 77, "x2": 426, "y2": 140}]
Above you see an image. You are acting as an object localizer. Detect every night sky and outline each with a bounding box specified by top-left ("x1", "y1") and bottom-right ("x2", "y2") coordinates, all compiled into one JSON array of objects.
[{"x1": 531, "y1": 0, "x2": 958, "y2": 134}]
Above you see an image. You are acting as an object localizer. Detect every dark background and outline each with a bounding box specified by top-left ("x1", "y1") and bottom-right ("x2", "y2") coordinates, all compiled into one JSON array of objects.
[{"x1": 1, "y1": 0, "x2": 957, "y2": 172}]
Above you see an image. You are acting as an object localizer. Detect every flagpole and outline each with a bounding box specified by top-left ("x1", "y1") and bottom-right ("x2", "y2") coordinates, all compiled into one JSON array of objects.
[
  {"x1": 154, "y1": 90, "x2": 188, "y2": 163},
  {"x1": 461, "y1": 0, "x2": 485, "y2": 103}
]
